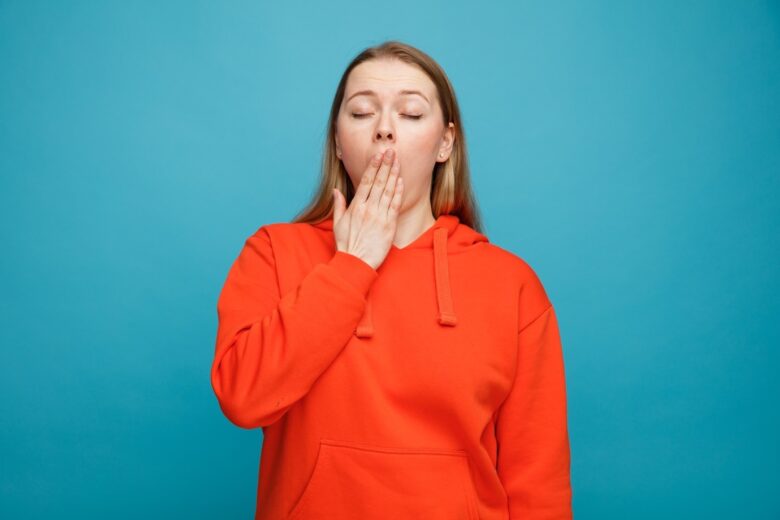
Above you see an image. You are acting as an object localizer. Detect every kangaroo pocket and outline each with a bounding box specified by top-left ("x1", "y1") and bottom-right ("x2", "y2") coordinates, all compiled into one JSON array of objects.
[{"x1": 287, "y1": 438, "x2": 480, "y2": 520}]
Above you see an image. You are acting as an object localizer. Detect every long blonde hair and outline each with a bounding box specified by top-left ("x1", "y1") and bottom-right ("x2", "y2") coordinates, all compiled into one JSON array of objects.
[{"x1": 291, "y1": 40, "x2": 484, "y2": 234}]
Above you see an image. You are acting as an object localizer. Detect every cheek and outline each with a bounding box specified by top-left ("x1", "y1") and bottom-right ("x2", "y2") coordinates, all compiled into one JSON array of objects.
[
  {"x1": 403, "y1": 123, "x2": 442, "y2": 155},
  {"x1": 396, "y1": 140, "x2": 439, "y2": 182},
  {"x1": 336, "y1": 131, "x2": 366, "y2": 166},
  {"x1": 337, "y1": 124, "x2": 361, "y2": 152}
]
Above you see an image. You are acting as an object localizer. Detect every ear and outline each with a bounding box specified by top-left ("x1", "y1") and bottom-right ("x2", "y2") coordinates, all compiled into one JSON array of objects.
[{"x1": 437, "y1": 122, "x2": 456, "y2": 162}]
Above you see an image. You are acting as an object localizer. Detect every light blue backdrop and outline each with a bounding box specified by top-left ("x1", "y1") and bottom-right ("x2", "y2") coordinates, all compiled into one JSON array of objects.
[{"x1": 1, "y1": 1, "x2": 778, "y2": 518}]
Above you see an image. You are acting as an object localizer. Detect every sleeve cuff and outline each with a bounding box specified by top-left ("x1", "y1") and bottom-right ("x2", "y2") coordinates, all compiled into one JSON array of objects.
[{"x1": 326, "y1": 251, "x2": 379, "y2": 297}]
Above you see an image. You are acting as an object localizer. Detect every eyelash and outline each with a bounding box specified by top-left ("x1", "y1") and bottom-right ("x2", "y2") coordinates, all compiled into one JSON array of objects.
[{"x1": 351, "y1": 113, "x2": 423, "y2": 120}]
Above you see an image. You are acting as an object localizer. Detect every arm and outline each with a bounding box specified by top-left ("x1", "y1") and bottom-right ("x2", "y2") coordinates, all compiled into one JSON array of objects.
[
  {"x1": 495, "y1": 303, "x2": 573, "y2": 519},
  {"x1": 210, "y1": 226, "x2": 378, "y2": 429}
]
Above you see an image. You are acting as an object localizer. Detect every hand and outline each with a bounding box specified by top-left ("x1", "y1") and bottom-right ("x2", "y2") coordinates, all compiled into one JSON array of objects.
[{"x1": 331, "y1": 148, "x2": 404, "y2": 270}]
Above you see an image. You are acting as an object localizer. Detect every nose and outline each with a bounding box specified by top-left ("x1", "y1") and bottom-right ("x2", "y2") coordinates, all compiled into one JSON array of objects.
[
  {"x1": 375, "y1": 128, "x2": 393, "y2": 141},
  {"x1": 374, "y1": 111, "x2": 395, "y2": 143}
]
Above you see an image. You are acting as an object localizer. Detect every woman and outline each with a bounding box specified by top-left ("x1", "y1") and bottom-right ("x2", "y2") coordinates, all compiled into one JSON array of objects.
[{"x1": 211, "y1": 41, "x2": 573, "y2": 520}]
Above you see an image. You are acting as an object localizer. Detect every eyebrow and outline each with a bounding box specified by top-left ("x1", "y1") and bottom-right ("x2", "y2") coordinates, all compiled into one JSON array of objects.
[{"x1": 345, "y1": 89, "x2": 430, "y2": 104}]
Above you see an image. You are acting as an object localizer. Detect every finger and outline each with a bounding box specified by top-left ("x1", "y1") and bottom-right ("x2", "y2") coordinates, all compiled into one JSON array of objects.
[
  {"x1": 387, "y1": 176, "x2": 403, "y2": 220},
  {"x1": 367, "y1": 148, "x2": 394, "y2": 206},
  {"x1": 332, "y1": 188, "x2": 345, "y2": 224},
  {"x1": 379, "y1": 155, "x2": 399, "y2": 215},
  {"x1": 352, "y1": 152, "x2": 383, "y2": 204}
]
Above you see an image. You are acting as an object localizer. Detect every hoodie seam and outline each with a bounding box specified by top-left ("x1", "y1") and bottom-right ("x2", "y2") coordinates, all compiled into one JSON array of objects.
[
  {"x1": 517, "y1": 302, "x2": 553, "y2": 336},
  {"x1": 254, "y1": 226, "x2": 283, "y2": 300},
  {"x1": 493, "y1": 303, "x2": 555, "y2": 419}
]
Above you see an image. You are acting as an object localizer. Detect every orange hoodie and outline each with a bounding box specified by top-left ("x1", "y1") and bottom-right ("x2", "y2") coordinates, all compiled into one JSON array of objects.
[{"x1": 211, "y1": 213, "x2": 572, "y2": 520}]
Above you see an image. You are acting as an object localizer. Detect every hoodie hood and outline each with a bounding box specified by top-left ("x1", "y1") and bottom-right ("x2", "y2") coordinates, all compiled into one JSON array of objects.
[{"x1": 311, "y1": 214, "x2": 489, "y2": 338}]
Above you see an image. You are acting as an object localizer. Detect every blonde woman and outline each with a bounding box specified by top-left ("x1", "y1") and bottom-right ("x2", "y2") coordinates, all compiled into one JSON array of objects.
[{"x1": 211, "y1": 40, "x2": 573, "y2": 520}]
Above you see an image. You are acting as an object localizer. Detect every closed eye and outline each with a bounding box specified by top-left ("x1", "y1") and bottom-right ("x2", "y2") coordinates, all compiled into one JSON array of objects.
[{"x1": 351, "y1": 113, "x2": 423, "y2": 120}]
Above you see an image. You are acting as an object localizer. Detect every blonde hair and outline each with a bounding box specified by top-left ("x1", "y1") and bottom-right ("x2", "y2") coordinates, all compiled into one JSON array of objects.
[{"x1": 291, "y1": 40, "x2": 484, "y2": 234}]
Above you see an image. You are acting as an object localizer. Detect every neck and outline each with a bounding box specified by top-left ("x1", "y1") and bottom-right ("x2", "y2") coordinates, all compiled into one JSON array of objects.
[{"x1": 393, "y1": 201, "x2": 437, "y2": 249}]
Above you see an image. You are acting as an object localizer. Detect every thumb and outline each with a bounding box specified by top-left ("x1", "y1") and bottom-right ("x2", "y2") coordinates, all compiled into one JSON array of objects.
[{"x1": 332, "y1": 188, "x2": 345, "y2": 223}]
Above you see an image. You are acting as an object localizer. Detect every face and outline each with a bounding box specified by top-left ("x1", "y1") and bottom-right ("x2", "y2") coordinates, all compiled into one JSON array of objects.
[{"x1": 335, "y1": 58, "x2": 455, "y2": 205}]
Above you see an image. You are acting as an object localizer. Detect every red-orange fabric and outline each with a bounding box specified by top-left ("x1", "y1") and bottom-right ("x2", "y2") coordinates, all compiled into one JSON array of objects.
[{"x1": 211, "y1": 214, "x2": 572, "y2": 519}]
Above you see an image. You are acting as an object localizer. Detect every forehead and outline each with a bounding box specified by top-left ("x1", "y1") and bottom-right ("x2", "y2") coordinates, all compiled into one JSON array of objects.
[{"x1": 344, "y1": 59, "x2": 437, "y2": 102}]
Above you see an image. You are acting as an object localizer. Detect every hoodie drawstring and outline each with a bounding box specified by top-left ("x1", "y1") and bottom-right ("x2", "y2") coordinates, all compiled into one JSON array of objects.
[
  {"x1": 433, "y1": 227, "x2": 458, "y2": 327},
  {"x1": 354, "y1": 227, "x2": 457, "y2": 338}
]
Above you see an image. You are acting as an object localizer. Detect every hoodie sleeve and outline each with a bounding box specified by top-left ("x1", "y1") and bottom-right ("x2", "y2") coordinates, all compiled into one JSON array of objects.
[
  {"x1": 210, "y1": 226, "x2": 378, "y2": 429},
  {"x1": 495, "y1": 298, "x2": 573, "y2": 519}
]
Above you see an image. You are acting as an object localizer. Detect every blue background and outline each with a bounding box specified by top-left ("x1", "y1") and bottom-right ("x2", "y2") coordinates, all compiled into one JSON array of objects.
[{"x1": 1, "y1": 1, "x2": 778, "y2": 518}]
